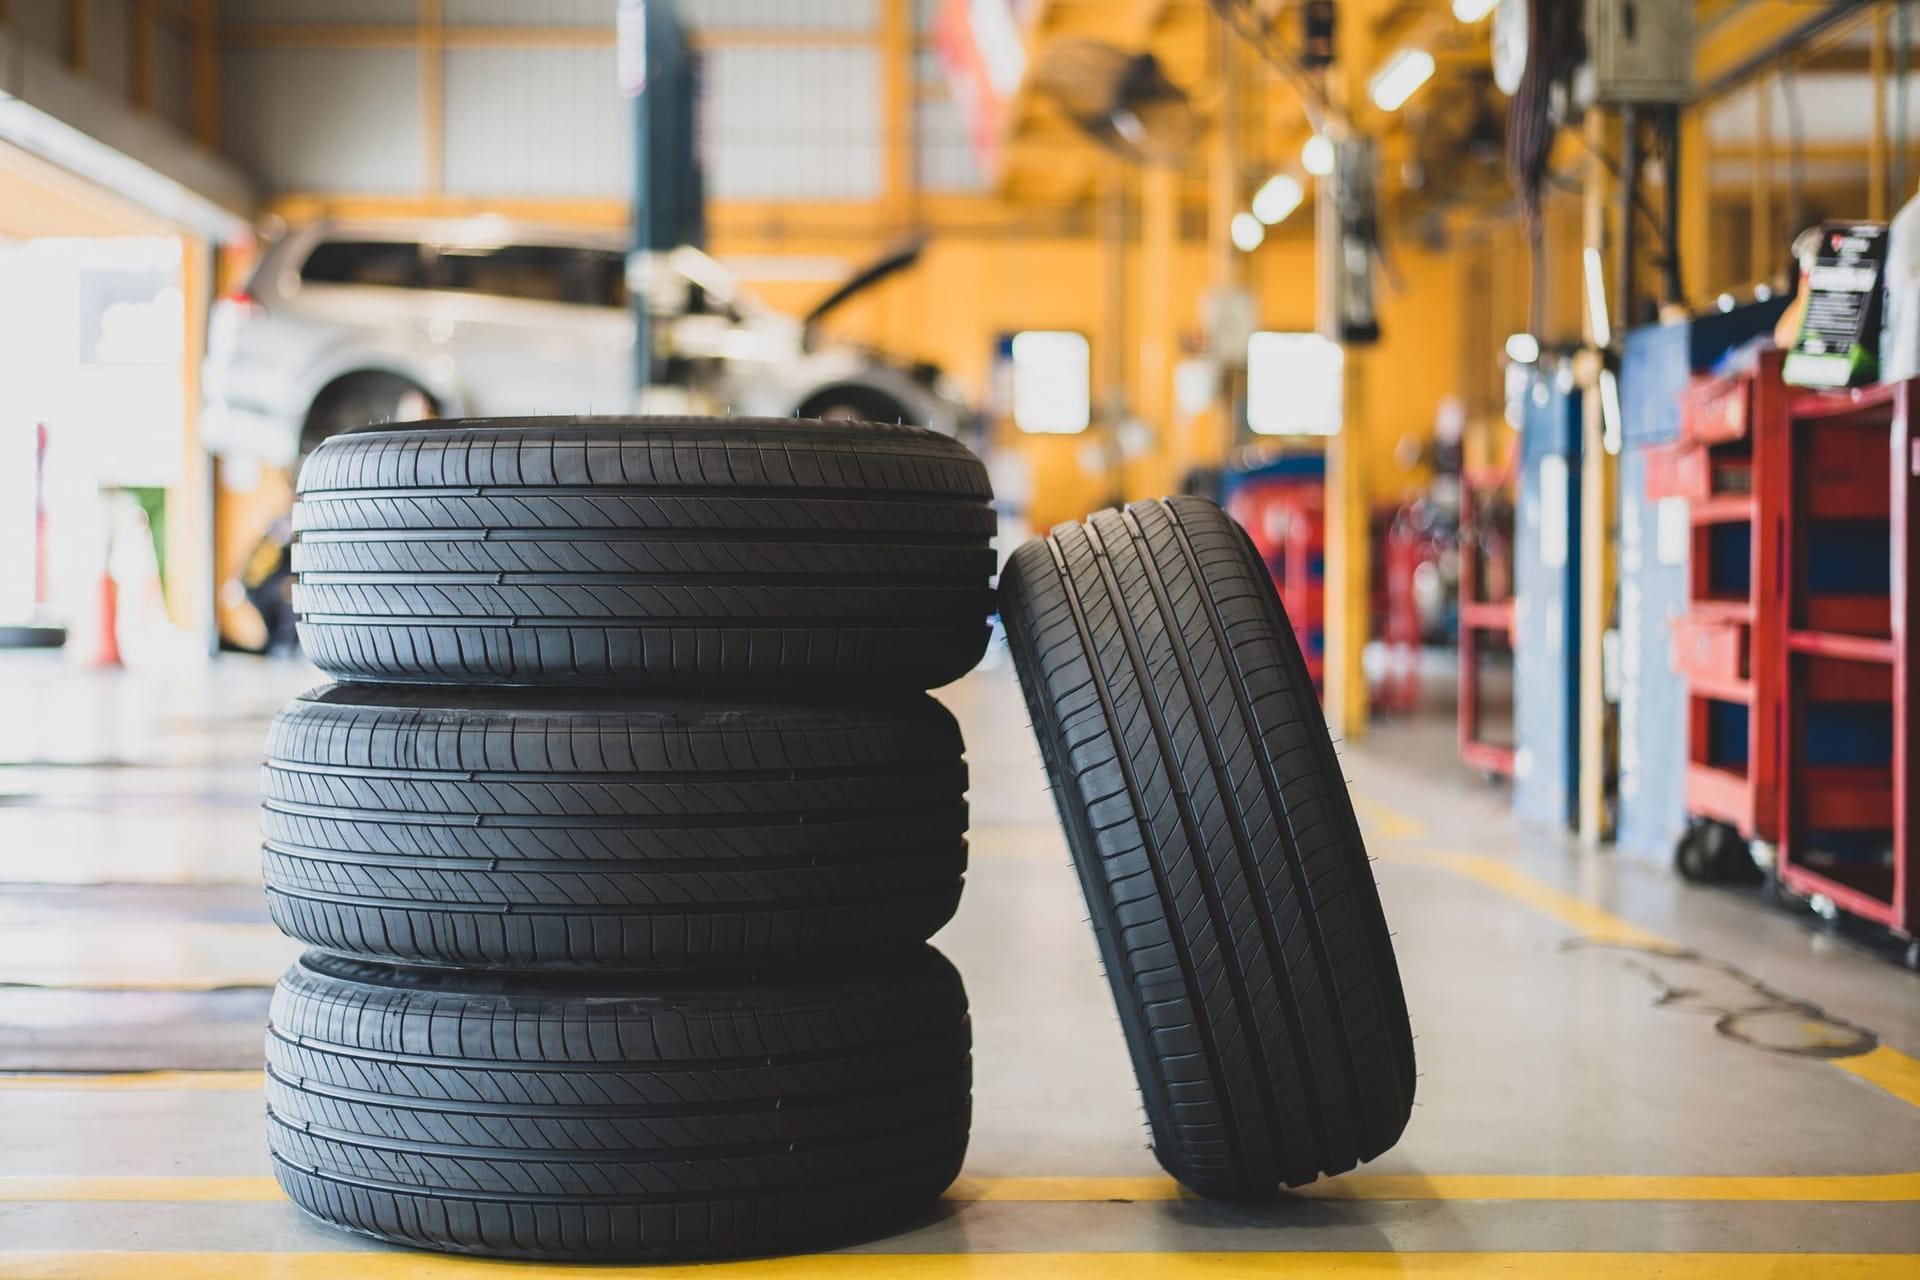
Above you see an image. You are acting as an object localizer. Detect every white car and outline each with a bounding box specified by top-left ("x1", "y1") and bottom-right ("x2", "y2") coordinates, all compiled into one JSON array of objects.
[{"x1": 201, "y1": 217, "x2": 971, "y2": 465}]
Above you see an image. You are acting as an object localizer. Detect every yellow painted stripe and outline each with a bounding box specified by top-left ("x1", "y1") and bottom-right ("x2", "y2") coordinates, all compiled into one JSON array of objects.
[
  {"x1": 1384, "y1": 851, "x2": 1670, "y2": 947},
  {"x1": 1832, "y1": 1045, "x2": 1920, "y2": 1110},
  {"x1": 0, "y1": 1072, "x2": 263, "y2": 1092},
  {"x1": 9, "y1": 1172, "x2": 1919, "y2": 1205},
  {"x1": 0, "y1": 1253, "x2": 1908, "y2": 1279},
  {"x1": 1351, "y1": 794, "x2": 1427, "y2": 843},
  {"x1": 952, "y1": 1173, "x2": 1920, "y2": 1203}
]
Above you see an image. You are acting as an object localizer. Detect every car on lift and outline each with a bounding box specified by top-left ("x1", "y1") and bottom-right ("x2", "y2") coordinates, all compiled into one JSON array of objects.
[{"x1": 200, "y1": 216, "x2": 970, "y2": 465}]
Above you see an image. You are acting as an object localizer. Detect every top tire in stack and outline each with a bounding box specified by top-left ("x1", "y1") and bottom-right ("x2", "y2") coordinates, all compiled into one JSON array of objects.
[{"x1": 260, "y1": 418, "x2": 995, "y2": 1263}]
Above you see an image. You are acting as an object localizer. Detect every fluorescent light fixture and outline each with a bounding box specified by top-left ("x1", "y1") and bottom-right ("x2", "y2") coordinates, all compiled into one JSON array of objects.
[
  {"x1": 1582, "y1": 246, "x2": 1612, "y2": 347},
  {"x1": 1301, "y1": 133, "x2": 1336, "y2": 176},
  {"x1": 1369, "y1": 48, "x2": 1435, "y2": 112},
  {"x1": 1505, "y1": 333, "x2": 1540, "y2": 364},
  {"x1": 1230, "y1": 212, "x2": 1266, "y2": 252},
  {"x1": 1010, "y1": 330, "x2": 1091, "y2": 434},
  {"x1": 1247, "y1": 332, "x2": 1344, "y2": 435},
  {"x1": 1251, "y1": 174, "x2": 1304, "y2": 225},
  {"x1": 1599, "y1": 369, "x2": 1624, "y2": 456},
  {"x1": 1452, "y1": 0, "x2": 1500, "y2": 22}
]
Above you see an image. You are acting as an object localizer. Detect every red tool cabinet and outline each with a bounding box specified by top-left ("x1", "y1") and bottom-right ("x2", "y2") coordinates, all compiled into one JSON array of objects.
[
  {"x1": 1663, "y1": 351, "x2": 1790, "y2": 859},
  {"x1": 1777, "y1": 379, "x2": 1916, "y2": 953},
  {"x1": 1458, "y1": 466, "x2": 1516, "y2": 778}
]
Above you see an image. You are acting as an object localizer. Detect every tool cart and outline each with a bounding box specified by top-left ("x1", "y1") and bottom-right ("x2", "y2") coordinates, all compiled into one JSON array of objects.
[
  {"x1": 1662, "y1": 350, "x2": 1791, "y2": 881},
  {"x1": 1458, "y1": 463, "x2": 1516, "y2": 778},
  {"x1": 1776, "y1": 378, "x2": 1917, "y2": 967}
]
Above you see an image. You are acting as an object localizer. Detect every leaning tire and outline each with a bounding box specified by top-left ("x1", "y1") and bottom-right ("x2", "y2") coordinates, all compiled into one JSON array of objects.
[
  {"x1": 262, "y1": 684, "x2": 967, "y2": 971},
  {"x1": 292, "y1": 417, "x2": 997, "y2": 690},
  {"x1": 999, "y1": 496, "x2": 1415, "y2": 1195},
  {"x1": 266, "y1": 948, "x2": 971, "y2": 1261}
]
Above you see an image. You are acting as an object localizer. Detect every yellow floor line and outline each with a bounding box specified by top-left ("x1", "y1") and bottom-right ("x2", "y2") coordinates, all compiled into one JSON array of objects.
[
  {"x1": 0, "y1": 1072, "x2": 263, "y2": 1092},
  {"x1": 1351, "y1": 794, "x2": 1428, "y2": 843},
  {"x1": 1383, "y1": 848, "x2": 1920, "y2": 1114},
  {"x1": 0, "y1": 1252, "x2": 1908, "y2": 1279},
  {"x1": 1382, "y1": 850, "x2": 1671, "y2": 947},
  {"x1": 1832, "y1": 1045, "x2": 1920, "y2": 1110},
  {"x1": 7, "y1": 1172, "x2": 1918, "y2": 1205}
]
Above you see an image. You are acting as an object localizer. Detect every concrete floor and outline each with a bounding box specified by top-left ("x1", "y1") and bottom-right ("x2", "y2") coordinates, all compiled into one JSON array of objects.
[{"x1": 0, "y1": 647, "x2": 1916, "y2": 1278}]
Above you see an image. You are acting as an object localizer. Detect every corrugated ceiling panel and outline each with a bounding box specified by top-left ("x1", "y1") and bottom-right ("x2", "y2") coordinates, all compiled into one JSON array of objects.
[
  {"x1": 703, "y1": 44, "x2": 881, "y2": 199},
  {"x1": 445, "y1": 0, "x2": 612, "y2": 26},
  {"x1": 915, "y1": 95, "x2": 983, "y2": 192},
  {"x1": 152, "y1": 22, "x2": 193, "y2": 133},
  {"x1": 86, "y1": 0, "x2": 131, "y2": 104},
  {"x1": 221, "y1": 48, "x2": 422, "y2": 193},
  {"x1": 443, "y1": 46, "x2": 633, "y2": 197},
  {"x1": 221, "y1": 0, "x2": 413, "y2": 22},
  {"x1": 682, "y1": 0, "x2": 875, "y2": 32}
]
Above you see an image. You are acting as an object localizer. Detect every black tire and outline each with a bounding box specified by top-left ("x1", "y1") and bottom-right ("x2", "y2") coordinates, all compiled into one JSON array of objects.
[
  {"x1": 267, "y1": 949, "x2": 971, "y2": 1261},
  {"x1": 1674, "y1": 819, "x2": 1760, "y2": 885},
  {"x1": 999, "y1": 496, "x2": 1415, "y2": 1196},
  {"x1": 291, "y1": 417, "x2": 996, "y2": 690},
  {"x1": 262, "y1": 684, "x2": 967, "y2": 971}
]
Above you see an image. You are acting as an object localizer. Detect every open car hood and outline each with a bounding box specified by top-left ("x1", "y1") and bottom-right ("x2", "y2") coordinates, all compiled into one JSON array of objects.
[{"x1": 801, "y1": 235, "x2": 928, "y2": 341}]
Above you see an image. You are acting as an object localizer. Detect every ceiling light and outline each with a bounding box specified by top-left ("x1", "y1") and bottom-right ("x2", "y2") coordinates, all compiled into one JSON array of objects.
[
  {"x1": 1301, "y1": 133, "x2": 1336, "y2": 177},
  {"x1": 1251, "y1": 174, "x2": 1304, "y2": 225},
  {"x1": 1452, "y1": 0, "x2": 1500, "y2": 22},
  {"x1": 1369, "y1": 48, "x2": 1435, "y2": 112},
  {"x1": 1505, "y1": 333, "x2": 1540, "y2": 364},
  {"x1": 1230, "y1": 212, "x2": 1266, "y2": 252}
]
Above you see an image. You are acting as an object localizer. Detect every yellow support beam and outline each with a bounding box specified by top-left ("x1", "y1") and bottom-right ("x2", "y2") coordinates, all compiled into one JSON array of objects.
[{"x1": 419, "y1": 0, "x2": 443, "y2": 197}]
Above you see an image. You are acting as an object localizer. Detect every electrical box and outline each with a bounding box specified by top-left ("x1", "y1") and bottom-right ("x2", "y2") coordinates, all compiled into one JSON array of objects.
[{"x1": 1587, "y1": 0, "x2": 1692, "y2": 105}]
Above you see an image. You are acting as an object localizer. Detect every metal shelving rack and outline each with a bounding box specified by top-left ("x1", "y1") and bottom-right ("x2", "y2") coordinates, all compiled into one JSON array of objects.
[
  {"x1": 1777, "y1": 378, "x2": 1916, "y2": 956},
  {"x1": 1459, "y1": 465, "x2": 1516, "y2": 778}
]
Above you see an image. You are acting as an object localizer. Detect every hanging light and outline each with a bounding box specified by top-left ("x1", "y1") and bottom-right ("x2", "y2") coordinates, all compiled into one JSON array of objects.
[
  {"x1": 1230, "y1": 212, "x2": 1266, "y2": 252},
  {"x1": 1452, "y1": 0, "x2": 1500, "y2": 22},
  {"x1": 1251, "y1": 174, "x2": 1305, "y2": 225},
  {"x1": 1505, "y1": 333, "x2": 1540, "y2": 364},
  {"x1": 1301, "y1": 133, "x2": 1336, "y2": 177},
  {"x1": 1369, "y1": 48, "x2": 1435, "y2": 112}
]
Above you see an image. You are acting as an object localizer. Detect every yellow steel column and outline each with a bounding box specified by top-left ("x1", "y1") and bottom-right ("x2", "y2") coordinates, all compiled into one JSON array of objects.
[
  {"x1": 1872, "y1": 5, "x2": 1889, "y2": 221},
  {"x1": 1678, "y1": 104, "x2": 1711, "y2": 306},
  {"x1": 1577, "y1": 111, "x2": 1617, "y2": 846},
  {"x1": 165, "y1": 235, "x2": 214, "y2": 644},
  {"x1": 1323, "y1": 11, "x2": 1371, "y2": 744},
  {"x1": 1138, "y1": 163, "x2": 1178, "y2": 499},
  {"x1": 1750, "y1": 69, "x2": 1772, "y2": 284},
  {"x1": 420, "y1": 0, "x2": 444, "y2": 196},
  {"x1": 882, "y1": 0, "x2": 913, "y2": 230}
]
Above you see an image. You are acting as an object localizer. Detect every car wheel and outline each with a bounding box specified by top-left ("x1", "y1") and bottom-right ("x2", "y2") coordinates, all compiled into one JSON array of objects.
[
  {"x1": 999, "y1": 495, "x2": 1416, "y2": 1196},
  {"x1": 291, "y1": 417, "x2": 996, "y2": 689},
  {"x1": 262, "y1": 684, "x2": 968, "y2": 970},
  {"x1": 267, "y1": 948, "x2": 971, "y2": 1261}
]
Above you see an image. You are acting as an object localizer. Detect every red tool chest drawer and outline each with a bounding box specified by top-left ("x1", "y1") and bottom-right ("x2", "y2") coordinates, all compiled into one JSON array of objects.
[
  {"x1": 1675, "y1": 614, "x2": 1749, "y2": 691},
  {"x1": 1806, "y1": 426, "x2": 1893, "y2": 519},
  {"x1": 1684, "y1": 374, "x2": 1752, "y2": 444}
]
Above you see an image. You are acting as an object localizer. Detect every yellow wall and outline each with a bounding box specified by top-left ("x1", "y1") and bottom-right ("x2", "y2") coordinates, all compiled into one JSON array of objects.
[{"x1": 725, "y1": 224, "x2": 1467, "y2": 530}]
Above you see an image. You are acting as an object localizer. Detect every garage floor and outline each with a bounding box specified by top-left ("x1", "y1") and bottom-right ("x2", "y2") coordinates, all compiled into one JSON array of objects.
[{"x1": 0, "y1": 649, "x2": 1916, "y2": 1278}]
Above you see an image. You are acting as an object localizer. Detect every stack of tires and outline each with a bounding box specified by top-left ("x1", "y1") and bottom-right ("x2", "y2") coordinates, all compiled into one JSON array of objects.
[{"x1": 259, "y1": 418, "x2": 997, "y2": 1262}]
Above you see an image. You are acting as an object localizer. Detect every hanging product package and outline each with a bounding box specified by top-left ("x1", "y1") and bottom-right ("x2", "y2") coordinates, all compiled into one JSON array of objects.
[{"x1": 1782, "y1": 221, "x2": 1888, "y2": 389}]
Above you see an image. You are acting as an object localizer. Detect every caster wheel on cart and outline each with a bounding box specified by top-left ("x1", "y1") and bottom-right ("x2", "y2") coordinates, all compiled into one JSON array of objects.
[
  {"x1": 1904, "y1": 940, "x2": 1920, "y2": 974},
  {"x1": 1676, "y1": 820, "x2": 1762, "y2": 885}
]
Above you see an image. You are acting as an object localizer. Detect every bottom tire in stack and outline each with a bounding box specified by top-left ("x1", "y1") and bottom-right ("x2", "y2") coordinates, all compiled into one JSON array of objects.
[
  {"x1": 267, "y1": 949, "x2": 972, "y2": 1261},
  {"x1": 258, "y1": 416, "x2": 994, "y2": 1261}
]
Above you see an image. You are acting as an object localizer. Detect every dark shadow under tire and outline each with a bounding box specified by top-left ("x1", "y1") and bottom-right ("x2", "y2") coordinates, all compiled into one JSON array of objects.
[
  {"x1": 267, "y1": 949, "x2": 971, "y2": 1261},
  {"x1": 999, "y1": 495, "x2": 1415, "y2": 1196},
  {"x1": 291, "y1": 417, "x2": 996, "y2": 690},
  {"x1": 262, "y1": 684, "x2": 968, "y2": 970}
]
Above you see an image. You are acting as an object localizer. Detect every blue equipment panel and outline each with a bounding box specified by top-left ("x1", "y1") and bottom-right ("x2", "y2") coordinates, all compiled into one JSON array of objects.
[
  {"x1": 1513, "y1": 368, "x2": 1583, "y2": 829},
  {"x1": 1615, "y1": 443, "x2": 1692, "y2": 863}
]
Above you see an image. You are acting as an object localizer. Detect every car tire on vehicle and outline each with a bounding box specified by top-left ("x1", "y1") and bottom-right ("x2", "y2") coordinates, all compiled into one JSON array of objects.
[
  {"x1": 267, "y1": 948, "x2": 972, "y2": 1261},
  {"x1": 291, "y1": 417, "x2": 996, "y2": 690},
  {"x1": 999, "y1": 495, "x2": 1416, "y2": 1196},
  {"x1": 262, "y1": 683, "x2": 968, "y2": 971}
]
